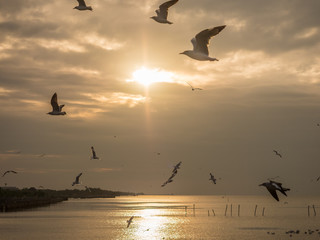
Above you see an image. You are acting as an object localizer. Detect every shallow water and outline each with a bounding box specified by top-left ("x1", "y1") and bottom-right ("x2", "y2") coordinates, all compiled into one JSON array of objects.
[{"x1": 0, "y1": 195, "x2": 319, "y2": 240}]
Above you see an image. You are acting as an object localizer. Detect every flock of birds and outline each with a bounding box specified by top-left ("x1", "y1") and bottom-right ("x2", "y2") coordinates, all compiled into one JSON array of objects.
[
  {"x1": 44, "y1": 0, "x2": 229, "y2": 200},
  {"x1": 2, "y1": 0, "x2": 320, "y2": 229}
]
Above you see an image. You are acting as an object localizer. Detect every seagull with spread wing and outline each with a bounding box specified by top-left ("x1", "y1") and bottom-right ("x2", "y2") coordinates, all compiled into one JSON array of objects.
[
  {"x1": 72, "y1": 173, "x2": 83, "y2": 186},
  {"x1": 259, "y1": 180, "x2": 290, "y2": 201},
  {"x1": 273, "y1": 150, "x2": 282, "y2": 158},
  {"x1": 47, "y1": 93, "x2": 66, "y2": 115},
  {"x1": 161, "y1": 161, "x2": 182, "y2": 187},
  {"x1": 151, "y1": 0, "x2": 179, "y2": 24},
  {"x1": 186, "y1": 82, "x2": 203, "y2": 91},
  {"x1": 74, "y1": 0, "x2": 92, "y2": 11},
  {"x1": 209, "y1": 173, "x2": 217, "y2": 184},
  {"x1": 180, "y1": 25, "x2": 226, "y2": 61},
  {"x1": 127, "y1": 216, "x2": 134, "y2": 228}
]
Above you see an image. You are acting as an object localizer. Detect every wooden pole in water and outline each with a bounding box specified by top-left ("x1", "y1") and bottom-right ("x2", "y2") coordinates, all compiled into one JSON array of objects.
[
  {"x1": 262, "y1": 207, "x2": 265, "y2": 216},
  {"x1": 193, "y1": 204, "x2": 195, "y2": 217},
  {"x1": 254, "y1": 205, "x2": 258, "y2": 216},
  {"x1": 225, "y1": 204, "x2": 228, "y2": 216},
  {"x1": 230, "y1": 204, "x2": 233, "y2": 216},
  {"x1": 238, "y1": 204, "x2": 240, "y2": 217},
  {"x1": 185, "y1": 206, "x2": 187, "y2": 216},
  {"x1": 212, "y1": 209, "x2": 215, "y2": 216},
  {"x1": 308, "y1": 205, "x2": 310, "y2": 217},
  {"x1": 208, "y1": 210, "x2": 210, "y2": 216},
  {"x1": 313, "y1": 205, "x2": 316, "y2": 216}
]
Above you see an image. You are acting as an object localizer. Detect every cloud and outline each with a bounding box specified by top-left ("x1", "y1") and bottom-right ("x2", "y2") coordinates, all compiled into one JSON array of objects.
[{"x1": 0, "y1": 0, "x2": 320, "y2": 194}]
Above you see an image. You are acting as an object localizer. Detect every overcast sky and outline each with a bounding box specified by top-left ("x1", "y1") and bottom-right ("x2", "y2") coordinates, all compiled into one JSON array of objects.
[{"x1": 0, "y1": 0, "x2": 320, "y2": 197}]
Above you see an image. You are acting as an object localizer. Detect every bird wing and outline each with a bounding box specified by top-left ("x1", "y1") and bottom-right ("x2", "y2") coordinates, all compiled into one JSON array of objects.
[
  {"x1": 185, "y1": 81, "x2": 194, "y2": 89},
  {"x1": 173, "y1": 161, "x2": 181, "y2": 171},
  {"x1": 271, "y1": 181, "x2": 290, "y2": 196},
  {"x1": 51, "y1": 93, "x2": 60, "y2": 112},
  {"x1": 194, "y1": 25, "x2": 226, "y2": 55},
  {"x1": 91, "y1": 147, "x2": 97, "y2": 158},
  {"x1": 77, "y1": 0, "x2": 87, "y2": 7},
  {"x1": 59, "y1": 104, "x2": 65, "y2": 112},
  {"x1": 76, "y1": 172, "x2": 82, "y2": 181},
  {"x1": 127, "y1": 216, "x2": 134, "y2": 227},
  {"x1": 158, "y1": 0, "x2": 178, "y2": 19},
  {"x1": 266, "y1": 187, "x2": 279, "y2": 201},
  {"x1": 2, "y1": 171, "x2": 9, "y2": 177}
]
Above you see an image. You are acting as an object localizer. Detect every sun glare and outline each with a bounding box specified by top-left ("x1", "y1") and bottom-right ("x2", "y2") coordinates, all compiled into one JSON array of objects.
[{"x1": 127, "y1": 67, "x2": 174, "y2": 87}]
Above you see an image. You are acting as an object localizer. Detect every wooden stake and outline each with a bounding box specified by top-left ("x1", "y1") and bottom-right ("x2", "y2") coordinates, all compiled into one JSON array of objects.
[
  {"x1": 254, "y1": 205, "x2": 258, "y2": 216},
  {"x1": 308, "y1": 205, "x2": 310, "y2": 217},
  {"x1": 230, "y1": 204, "x2": 233, "y2": 216},
  {"x1": 225, "y1": 204, "x2": 228, "y2": 216},
  {"x1": 238, "y1": 204, "x2": 240, "y2": 217},
  {"x1": 262, "y1": 207, "x2": 265, "y2": 216},
  {"x1": 193, "y1": 204, "x2": 195, "y2": 217},
  {"x1": 313, "y1": 205, "x2": 316, "y2": 216},
  {"x1": 208, "y1": 210, "x2": 210, "y2": 216},
  {"x1": 212, "y1": 209, "x2": 215, "y2": 216},
  {"x1": 185, "y1": 206, "x2": 187, "y2": 217}
]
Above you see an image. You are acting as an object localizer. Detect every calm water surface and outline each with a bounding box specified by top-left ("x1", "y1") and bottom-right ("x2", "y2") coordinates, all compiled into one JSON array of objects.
[{"x1": 0, "y1": 195, "x2": 320, "y2": 240}]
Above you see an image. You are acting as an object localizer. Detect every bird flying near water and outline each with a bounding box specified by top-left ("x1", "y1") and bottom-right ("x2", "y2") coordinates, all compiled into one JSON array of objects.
[
  {"x1": 259, "y1": 180, "x2": 290, "y2": 201},
  {"x1": 209, "y1": 173, "x2": 217, "y2": 184},
  {"x1": 47, "y1": 93, "x2": 66, "y2": 115},
  {"x1": 150, "y1": 0, "x2": 179, "y2": 24},
  {"x1": 273, "y1": 150, "x2": 282, "y2": 158},
  {"x1": 72, "y1": 173, "x2": 83, "y2": 186},
  {"x1": 127, "y1": 216, "x2": 134, "y2": 228},
  {"x1": 186, "y1": 82, "x2": 203, "y2": 91},
  {"x1": 180, "y1": 25, "x2": 226, "y2": 61},
  {"x1": 161, "y1": 161, "x2": 182, "y2": 187},
  {"x1": 74, "y1": 0, "x2": 92, "y2": 11}
]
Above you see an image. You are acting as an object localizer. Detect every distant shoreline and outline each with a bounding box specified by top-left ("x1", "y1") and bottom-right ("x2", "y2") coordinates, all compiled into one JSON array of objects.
[{"x1": 0, "y1": 187, "x2": 141, "y2": 212}]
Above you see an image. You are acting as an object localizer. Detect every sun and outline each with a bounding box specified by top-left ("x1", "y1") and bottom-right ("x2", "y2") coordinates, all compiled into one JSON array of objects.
[{"x1": 127, "y1": 67, "x2": 174, "y2": 87}]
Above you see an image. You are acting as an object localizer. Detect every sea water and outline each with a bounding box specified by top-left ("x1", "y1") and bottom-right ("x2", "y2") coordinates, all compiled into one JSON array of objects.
[{"x1": 0, "y1": 195, "x2": 319, "y2": 240}]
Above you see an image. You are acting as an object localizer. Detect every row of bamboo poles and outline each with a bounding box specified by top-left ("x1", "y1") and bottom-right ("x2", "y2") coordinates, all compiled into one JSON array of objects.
[{"x1": 182, "y1": 204, "x2": 318, "y2": 217}]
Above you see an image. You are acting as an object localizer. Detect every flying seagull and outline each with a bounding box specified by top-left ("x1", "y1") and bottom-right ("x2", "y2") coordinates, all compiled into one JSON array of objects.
[
  {"x1": 90, "y1": 146, "x2": 100, "y2": 160},
  {"x1": 161, "y1": 161, "x2": 182, "y2": 187},
  {"x1": 273, "y1": 150, "x2": 282, "y2": 158},
  {"x1": 74, "y1": 0, "x2": 92, "y2": 11},
  {"x1": 47, "y1": 93, "x2": 66, "y2": 115},
  {"x1": 150, "y1": 0, "x2": 179, "y2": 24},
  {"x1": 2, "y1": 170, "x2": 17, "y2": 177},
  {"x1": 127, "y1": 216, "x2": 134, "y2": 228},
  {"x1": 72, "y1": 173, "x2": 83, "y2": 186},
  {"x1": 259, "y1": 180, "x2": 290, "y2": 201},
  {"x1": 180, "y1": 25, "x2": 226, "y2": 61},
  {"x1": 186, "y1": 82, "x2": 203, "y2": 91},
  {"x1": 209, "y1": 173, "x2": 216, "y2": 184}
]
